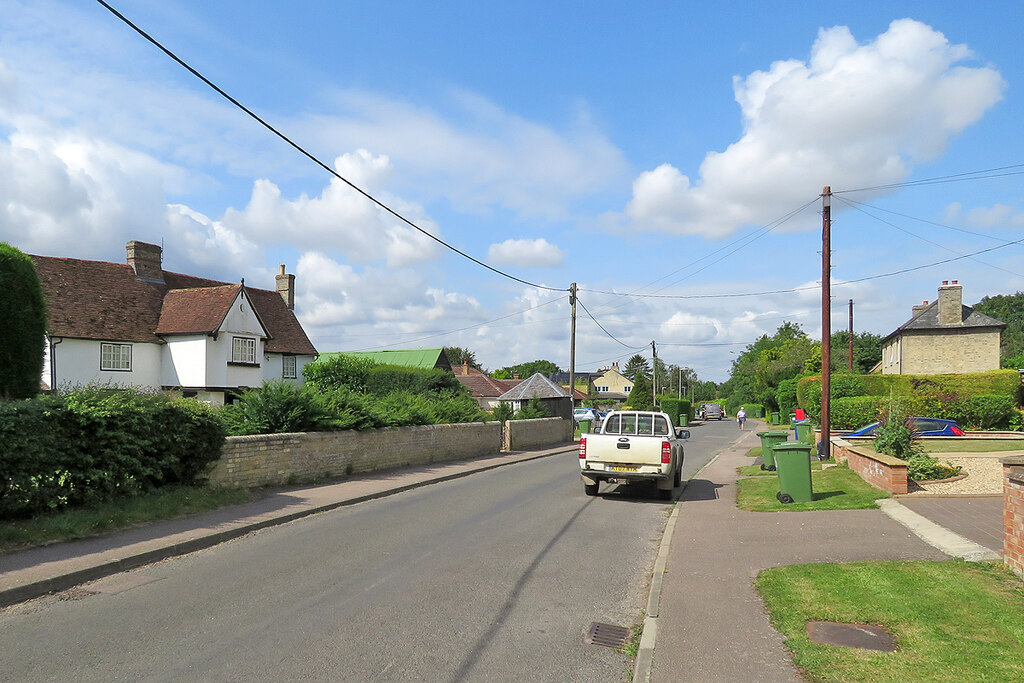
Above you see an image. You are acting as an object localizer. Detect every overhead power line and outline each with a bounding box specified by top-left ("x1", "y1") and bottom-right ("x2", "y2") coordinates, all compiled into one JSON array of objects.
[
  {"x1": 834, "y1": 163, "x2": 1024, "y2": 195},
  {"x1": 576, "y1": 297, "x2": 648, "y2": 350},
  {"x1": 96, "y1": 0, "x2": 566, "y2": 293}
]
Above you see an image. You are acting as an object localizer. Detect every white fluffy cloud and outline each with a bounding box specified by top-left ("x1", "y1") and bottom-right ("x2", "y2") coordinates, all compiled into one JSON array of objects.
[
  {"x1": 622, "y1": 19, "x2": 1006, "y2": 237},
  {"x1": 943, "y1": 202, "x2": 1024, "y2": 229},
  {"x1": 487, "y1": 238, "x2": 565, "y2": 268}
]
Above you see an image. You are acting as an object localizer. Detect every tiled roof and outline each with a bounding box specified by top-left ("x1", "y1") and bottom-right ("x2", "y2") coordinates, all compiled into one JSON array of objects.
[
  {"x1": 30, "y1": 255, "x2": 317, "y2": 355},
  {"x1": 156, "y1": 285, "x2": 244, "y2": 335},
  {"x1": 497, "y1": 373, "x2": 570, "y2": 401},
  {"x1": 455, "y1": 373, "x2": 522, "y2": 398}
]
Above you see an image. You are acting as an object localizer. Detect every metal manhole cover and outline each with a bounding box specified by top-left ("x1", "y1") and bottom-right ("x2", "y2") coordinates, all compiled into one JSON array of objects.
[
  {"x1": 585, "y1": 622, "x2": 630, "y2": 649},
  {"x1": 806, "y1": 621, "x2": 897, "y2": 651}
]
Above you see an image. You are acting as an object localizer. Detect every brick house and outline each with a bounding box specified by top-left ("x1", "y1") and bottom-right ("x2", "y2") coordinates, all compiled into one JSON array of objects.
[
  {"x1": 31, "y1": 240, "x2": 317, "y2": 404},
  {"x1": 880, "y1": 280, "x2": 1004, "y2": 375},
  {"x1": 452, "y1": 362, "x2": 523, "y2": 410}
]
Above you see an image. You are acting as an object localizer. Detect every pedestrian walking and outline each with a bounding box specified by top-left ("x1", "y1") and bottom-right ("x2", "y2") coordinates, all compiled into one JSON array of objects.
[{"x1": 737, "y1": 406, "x2": 747, "y2": 430}]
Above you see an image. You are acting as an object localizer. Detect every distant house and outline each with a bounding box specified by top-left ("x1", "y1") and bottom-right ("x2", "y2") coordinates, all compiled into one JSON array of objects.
[
  {"x1": 31, "y1": 240, "x2": 317, "y2": 405},
  {"x1": 881, "y1": 280, "x2": 1005, "y2": 375},
  {"x1": 453, "y1": 364, "x2": 523, "y2": 410},
  {"x1": 590, "y1": 363, "x2": 633, "y2": 401},
  {"x1": 496, "y1": 373, "x2": 572, "y2": 419},
  {"x1": 318, "y1": 348, "x2": 453, "y2": 372},
  {"x1": 548, "y1": 372, "x2": 596, "y2": 403}
]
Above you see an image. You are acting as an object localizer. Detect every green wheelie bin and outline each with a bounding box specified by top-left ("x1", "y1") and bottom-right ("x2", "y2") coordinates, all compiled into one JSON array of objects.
[
  {"x1": 773, "y1": 441, "x2": 814, "y2": 503},
  {"x1": 756, "y1": 430, "x2": 790, "y2": 471},
  {"x1": 770, "y1": 411, "x2": 780, "y2": 425},
  {"x1": 578, "y1": 419, "x2": 592, "y2": 434},
  {"x1": 793, "y1": 420, "x2": 813, "y2": 443}
]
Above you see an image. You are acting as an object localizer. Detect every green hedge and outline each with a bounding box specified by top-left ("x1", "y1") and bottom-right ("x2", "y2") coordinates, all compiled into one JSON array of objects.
[
  {"x1": 741, "y1": 403, "x2": 765, "y2": 418},
  {"x1": 658, "y1": 397, "x2": 692, "y2": 426},
  {"x1": 860, "y1": 369, "x2": 1021, "y2": 400},
  {"x1": 828, "y1": 393, "x2": 1017, "y2": 430},
  {"x1": 0, "y1": 390, "x2": 225, "y2": 518}
]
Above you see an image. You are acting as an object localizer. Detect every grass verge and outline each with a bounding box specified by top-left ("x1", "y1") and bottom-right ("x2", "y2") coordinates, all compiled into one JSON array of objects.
[
  {"x1": 756, "y1": 559, "x2": 1024, "y2": 682},
  {"x1": 0, "y1": 485, "x2": 253, "y2": 554},
  {"x1": 736, "y1": 464, "x2": 888, "y2": 511},
  {"x1": 744, "y1": 446, "x2": 762, "y2": 458},
  {"x1": 738, "y1": 460, "x2": 830, "y2": 477},
  {"x1": 918, "y1": 439, "x2": 1024, "y2": 453}
]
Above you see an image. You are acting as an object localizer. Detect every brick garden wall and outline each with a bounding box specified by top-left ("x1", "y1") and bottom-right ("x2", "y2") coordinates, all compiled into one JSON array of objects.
[
  {"x1": 1002, "y1": 456, "x2": 1024, "y2": 578},
  {"x1": 832, "y1": 438, "x2": 909, "y2": 495},
  {"x1": 208, "y1": 421, "x2": 502, "y2": 488}
]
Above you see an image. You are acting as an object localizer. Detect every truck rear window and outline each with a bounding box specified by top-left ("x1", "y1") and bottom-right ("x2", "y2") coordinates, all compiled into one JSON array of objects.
[{"x1": 604, "y1": 414, "x2": 670, "y2": 436}]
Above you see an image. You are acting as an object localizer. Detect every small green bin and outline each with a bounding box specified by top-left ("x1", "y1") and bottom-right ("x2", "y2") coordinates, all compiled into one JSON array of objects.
[
  {"x1": 770, "y1": 412, "x2": 780, "y2": 425},
  {"x1": 756, "y1": 430, "x2": 790, "y2": 471},
  {"x1": 793, "y1": 420, "x2": 813, "y2": 443},
  {"x1": 578, "y1": 419, "x2": 592, "y2": 434},
  {"x1": 773, "y1": 441, "x2": 814, "y2": 503}
]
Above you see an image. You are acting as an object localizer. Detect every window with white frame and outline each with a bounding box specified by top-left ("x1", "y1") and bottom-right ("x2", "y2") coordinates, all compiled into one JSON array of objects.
[
  {"x1": 231, "y1": 337, "x2": 257, "y2": 364},
  {"x1": 624, "y1": 386, "x2": 632, "y2": 393},
  {"x1": 282, "y1": 355, "x2": 297, "y2": 379},
  {"x1": 100, "y1": 343, "x2": 132, "y2": 371},
  {"x1": 595, "y1": 385, "x2": 609, "y2": 392}
]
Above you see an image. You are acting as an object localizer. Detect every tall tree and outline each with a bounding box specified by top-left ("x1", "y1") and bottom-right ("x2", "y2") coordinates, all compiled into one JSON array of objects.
[
  {"x1": 973, "y1": 292, "x2": 1024, "y2": 362},
  {"x1": 0, "y1": 243, "x2": 47, "y2": 399},
  {"x1": 828, "y1": 331, "x2": 883, "y2": 374},
  {"x1": 492, "y1": 359, "x2": 561, "y2": 379},
  {"x1": 443, "y1": 346, "x2": 481, "y2": 370},
  {"x1": 623, "y1": 354, "x2": 651, "y2": 381}
]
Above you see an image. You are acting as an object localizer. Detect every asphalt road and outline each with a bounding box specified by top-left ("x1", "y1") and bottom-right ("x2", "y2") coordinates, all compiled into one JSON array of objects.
[{"x1": 0, "y1": 419, "x2": 737, "y2": 682}]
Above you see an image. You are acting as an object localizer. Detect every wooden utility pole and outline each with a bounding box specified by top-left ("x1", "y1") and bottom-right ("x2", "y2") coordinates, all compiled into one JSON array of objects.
[
  {"x1": 651, "y1": 340, "x2": 658, "y2": 408},
  {"x1": 820, "y1": 187, "x2": 832, "y2": 459},
  {"x1": 848, "y1": 299, "x2": 854, "y2": 372},
  {"x1": 569, "y1": 283, "x2": 576, "y2": 407}
]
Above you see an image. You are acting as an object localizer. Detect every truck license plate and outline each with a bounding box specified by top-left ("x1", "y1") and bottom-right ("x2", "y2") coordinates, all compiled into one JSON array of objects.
[{"x1": 610, "y1": 465, "x2": 638, "y2": 472}]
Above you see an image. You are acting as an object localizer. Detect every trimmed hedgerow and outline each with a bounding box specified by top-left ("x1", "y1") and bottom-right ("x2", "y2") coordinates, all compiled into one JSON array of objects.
[
  {"x1": 0, "y1": 389, "x2": 225, "y2": 518},
  {"x1": 221, "y1": 381, "x2": 330, "y2": 436},
  {"x1": 0, "y1": 243, "x2": 47, "y2": 400}
]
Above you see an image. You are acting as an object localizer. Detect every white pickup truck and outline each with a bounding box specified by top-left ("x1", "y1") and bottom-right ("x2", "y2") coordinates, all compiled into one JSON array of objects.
[{"x1": 578, "y1": 410, "x2": 689, "y2": 499}]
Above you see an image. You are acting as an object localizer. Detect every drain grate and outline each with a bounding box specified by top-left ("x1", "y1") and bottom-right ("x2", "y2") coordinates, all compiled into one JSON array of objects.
[{"x1": 585, "y1": 622, "x2": 630, "y2": 649}]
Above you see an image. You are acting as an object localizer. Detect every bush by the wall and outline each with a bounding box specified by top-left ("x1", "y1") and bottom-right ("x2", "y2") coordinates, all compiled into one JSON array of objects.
[
  {"x1": 776, "y1": 378, "x2": 799, "y2": 419},
  {"x1": 741, "y1": 403, "x2": 765, "y2": 418},
  {"x1": 303, "y1": 354, "x2": 376, "y2": 393},
  {"x1": 943, "y1": 394, "x2": 1016, "y2": 430},
  {"x1": 659, "y1": 397, "x2": 688, "y2": 426},
  {"x1": 221, "y1": 381, "x2": 330, "y2": 436},
  {"x1": 513, "y1": 398, "x2": 548, "y2": 420},
  {"x1": 0, "y1": 390, "x2": 225, "y2": 518}
]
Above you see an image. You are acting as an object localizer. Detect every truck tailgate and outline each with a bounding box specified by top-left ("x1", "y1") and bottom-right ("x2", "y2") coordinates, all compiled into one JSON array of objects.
[{"x1": 585, "y1": 435, "x2": 664, "y2": 465}]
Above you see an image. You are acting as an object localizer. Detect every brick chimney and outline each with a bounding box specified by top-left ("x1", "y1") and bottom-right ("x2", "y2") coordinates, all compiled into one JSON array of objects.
[
  {"x1": 937, "y1": 280, "x2": 963, "y2": 325},
  {"x1": 126, "y1": 240, "x2": 164, "y2": 283},
  {"x1": 276, "y1": 264, "x2": 295, "y2": 310},
  {"x1": 462, "y1": 360, "x2": 469, "y2": 375},
  {"x1": 912, "y1": 300, "x2": 929, "y2": 318}
]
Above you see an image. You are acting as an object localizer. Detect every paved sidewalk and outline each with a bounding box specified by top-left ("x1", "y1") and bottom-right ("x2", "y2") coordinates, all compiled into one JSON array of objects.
[
  {"x1": 649, "y1": 430, "x2": 948, "y2": 682},
  {"x1": 897, "y1": 495, "x2": 1003, "y2": 555},
  {"x1": 0, "y1": 444, "x2": 575, "y2": 608}
]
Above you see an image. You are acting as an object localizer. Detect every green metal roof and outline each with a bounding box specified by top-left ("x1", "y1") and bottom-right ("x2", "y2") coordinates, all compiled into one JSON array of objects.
[{"x1": 318, "y1": 348, "x2": 448, "y2": 370}]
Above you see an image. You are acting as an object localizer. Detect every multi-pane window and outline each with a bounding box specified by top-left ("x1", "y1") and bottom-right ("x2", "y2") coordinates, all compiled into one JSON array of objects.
[
  {"x1": 232, "y1": 337, "x2": 257, "y2": 364},
  {"x1": 595, "y1": 385, "x2": 609, "y2": 393},
  {"x1": 624, "y1": 386, "x2": 632, "y2": 393},
  {"x1": 282, "y1": 355, "x2": 297, "y2": 379},
  {"x1": 100, "y1": 343, "x2": 132, "y2": 371}
]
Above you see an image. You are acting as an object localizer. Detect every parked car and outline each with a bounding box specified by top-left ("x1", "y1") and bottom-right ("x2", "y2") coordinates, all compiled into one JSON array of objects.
[
  {"x1": 702, "y1": 403, "x2": 724, "y2": 420},
  {"x1": 574, "y1": 408, "x2": 598, "y2": 422},
  {"x1": 844, "y1": 417, "x2": 964, "y2": 438}
]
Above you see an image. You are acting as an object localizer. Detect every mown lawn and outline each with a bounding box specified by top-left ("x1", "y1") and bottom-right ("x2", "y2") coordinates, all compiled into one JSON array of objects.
[
  {"x1": 737, "y1": 464, "x2": 888, "y2": 511},
  {"x1": 757, "y1": 560, "x2": 1024, "y2": 682},
  {"x1": 0, "y1": 485, "x2": 252, "y2": 554},
  {"x1": 738, "y1": 460, "x2": 829, "y2": 477}
]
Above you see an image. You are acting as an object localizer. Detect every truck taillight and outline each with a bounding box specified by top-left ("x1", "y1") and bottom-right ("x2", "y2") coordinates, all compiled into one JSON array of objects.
[
  {"x1": 661, "y1": 441, "x2": 671, "y2": 464},
  {"x1": 579, "y1": 437, "x2": 587, "y2": 458}
]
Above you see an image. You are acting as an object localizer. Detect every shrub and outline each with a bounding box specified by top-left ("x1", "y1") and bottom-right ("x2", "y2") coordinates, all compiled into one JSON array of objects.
[
  {"x1": 943, "y1": 394, "x2": 1016, "y2": 430},
  {"x1": 798, "y1": 374, "x2": 869, "y2": 420},
  {"x1": 0, "y1": 243, "x2": 47, "y2": 399},
  {"x1": 905, "y1": 452, "x2": 962, "y2": 481},
  {"x1": 221, "y1": 381, "x2": 329, "y2": 436},
  {"x1": 513, "y1": 398, "x2": 548, "y2": 420},
  {"x1": 0, "y1": 389, "x2": 225, "y2": 517},
  {"x1": 873, "y1": 398, "x2": 921, "y2": 460},
  {"x1": 492, "y1": 401, "x2": 513, "y2": 423},
  {"x1": 303, "y1": 354, "x2": 376, "y2": 392},
  {"x1": 776, "y1": 378, "x2": 799, "y2": 419},
  {"x1": 364, "y1": 364, "x2": 463, "y2": 397}
]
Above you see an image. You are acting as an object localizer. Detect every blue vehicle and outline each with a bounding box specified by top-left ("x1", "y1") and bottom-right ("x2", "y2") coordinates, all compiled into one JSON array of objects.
[{"x1": 844, "y1": 417, "x2": 964, "y2": 438}]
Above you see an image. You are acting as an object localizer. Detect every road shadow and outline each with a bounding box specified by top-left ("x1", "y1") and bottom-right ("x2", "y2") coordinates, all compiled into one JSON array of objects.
[{"x1": 595, "y1": 481, "x2": 679, "y2": 504}]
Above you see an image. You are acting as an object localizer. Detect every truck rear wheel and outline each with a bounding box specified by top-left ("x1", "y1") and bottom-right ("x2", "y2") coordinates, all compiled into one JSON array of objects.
[{"x1": 584, "y1": 482, "x2": 599, "y2": 496}]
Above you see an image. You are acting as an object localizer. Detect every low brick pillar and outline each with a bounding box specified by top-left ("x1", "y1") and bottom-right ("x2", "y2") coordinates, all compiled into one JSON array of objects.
[{"x1": 1002, "y1": 456, "x2": 1024, "y2": 578}]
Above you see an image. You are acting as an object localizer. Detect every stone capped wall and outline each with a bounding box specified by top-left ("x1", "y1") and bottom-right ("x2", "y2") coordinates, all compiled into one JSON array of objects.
[
  {"x1": 832, "y1": 438, "x2": 908, "y2": 495},
  {"x1": 504, "y1": 417, "x2": 574, "y2": 451},
  {"x1": 209, "y1": 421, "x2": 502, "y2": 488}
]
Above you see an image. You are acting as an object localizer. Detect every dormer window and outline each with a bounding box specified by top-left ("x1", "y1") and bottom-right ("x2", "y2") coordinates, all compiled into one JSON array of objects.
[{"x1": 231, "y1": 336, "x2": 257, "y2": 365}]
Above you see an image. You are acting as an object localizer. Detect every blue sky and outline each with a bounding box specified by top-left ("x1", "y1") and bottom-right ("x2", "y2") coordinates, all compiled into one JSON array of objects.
[{"x1": 2, "y1": 1, "x2": 1022, "y2": 381}]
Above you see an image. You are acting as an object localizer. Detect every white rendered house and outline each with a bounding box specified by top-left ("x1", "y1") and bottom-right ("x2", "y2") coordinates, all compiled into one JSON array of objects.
[{"x1": 33, "y1": 241, "x2": 317, "y2": 405}]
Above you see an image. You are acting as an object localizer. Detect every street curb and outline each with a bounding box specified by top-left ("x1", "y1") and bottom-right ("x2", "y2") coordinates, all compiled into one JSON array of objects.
[
  {"x1": 632, "y1": 431, "x2": 748, "y2": 683},
  {"x1": 877, "y1": 498, "x2": 1001, "y2": 562},
  {"x1": 0, "y1": 445, "x2": 576, "y2": 609}
]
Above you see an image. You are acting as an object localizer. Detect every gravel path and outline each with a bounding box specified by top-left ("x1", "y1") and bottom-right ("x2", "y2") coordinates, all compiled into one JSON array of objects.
[{"x1": 904, "y1": 454, "x2": 1006, "y2": 495}]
